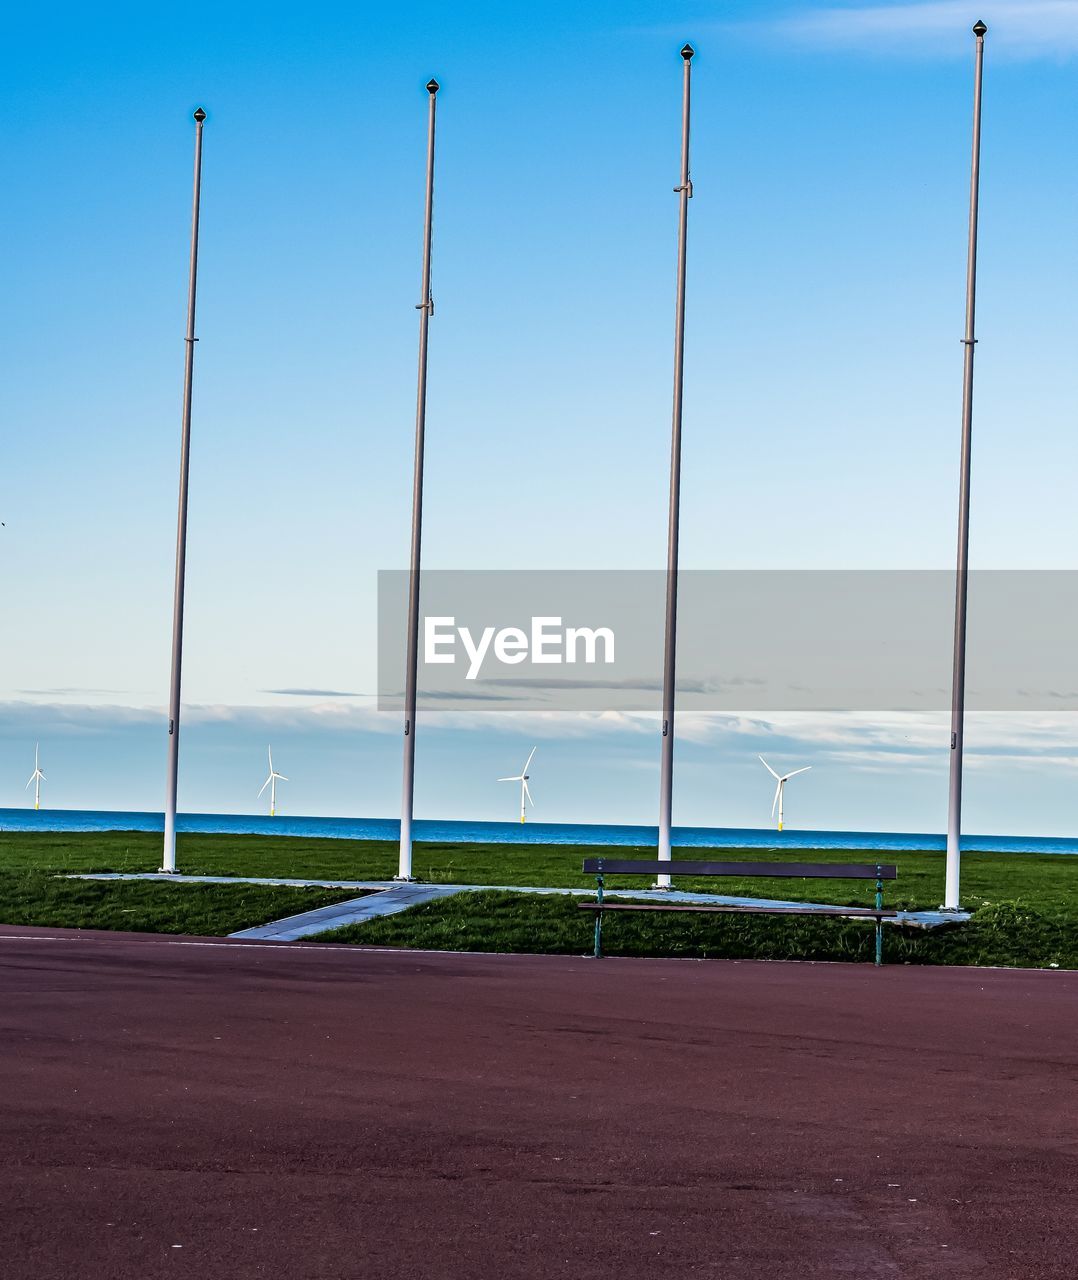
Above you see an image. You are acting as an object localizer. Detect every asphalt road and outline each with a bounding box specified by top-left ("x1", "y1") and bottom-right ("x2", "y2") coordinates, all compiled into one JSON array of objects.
[{"x1": 1, "y1": 925, "x2": 1075, "y2": 1278}]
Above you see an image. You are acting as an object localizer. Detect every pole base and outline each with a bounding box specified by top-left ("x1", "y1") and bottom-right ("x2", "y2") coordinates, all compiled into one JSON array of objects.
[
  {"x1": 650, "y1": 882, "x2": 673, "y2": 891},
  {"x1": 157, "y1": 867, "x2": 178, "y2": 875},
  {"x1": 393, "y1": 875, "x2": 418, "y2": 883}
]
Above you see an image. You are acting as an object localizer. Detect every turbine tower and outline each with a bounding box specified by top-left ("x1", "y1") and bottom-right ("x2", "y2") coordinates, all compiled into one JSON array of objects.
[
  {"x1": 25, "y1": 744, "x2": 45, "y2": 811},
  {"x1": 498, "y1": 747, "x2": 536, "y2": 824},
  {"x1": 258, "y1": 746, "x2": 288, "y2": 818},
  {"x1": 759, "y1": 756, "x2": 811, "y2": 832}
]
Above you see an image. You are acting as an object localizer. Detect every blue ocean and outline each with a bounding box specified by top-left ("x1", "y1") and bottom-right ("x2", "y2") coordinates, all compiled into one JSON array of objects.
[{"x1": 1, "y1": 808, "x2": 1077, "y2": 854}]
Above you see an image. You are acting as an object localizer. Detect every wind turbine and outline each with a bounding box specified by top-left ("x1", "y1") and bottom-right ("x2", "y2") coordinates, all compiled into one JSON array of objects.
[
  {"x1": 759, "y1": 756, "x2": 811, "y2": 832},
  {"x1": 498, "y1": 747, "x2": 536, "y2": 824},
  {"x1": 258, "y1": 746, "x2": 288, "y2": 817},
  {"x1": 25, "y1": 744, "x2": 45, "y2": 811}
]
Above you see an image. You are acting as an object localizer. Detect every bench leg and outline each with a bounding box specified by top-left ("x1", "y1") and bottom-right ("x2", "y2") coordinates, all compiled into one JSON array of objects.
[
  {"x1": 592, "y1": 871, "x2": 605, "y2": 959},
  {"x1": 875, "y1": 917, "x2": 883, "y2": 967}
]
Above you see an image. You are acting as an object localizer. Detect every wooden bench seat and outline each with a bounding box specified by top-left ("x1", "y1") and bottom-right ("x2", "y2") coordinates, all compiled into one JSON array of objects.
[{"x1": 578, "y1": 857, "x2": 898, "y2": 965}]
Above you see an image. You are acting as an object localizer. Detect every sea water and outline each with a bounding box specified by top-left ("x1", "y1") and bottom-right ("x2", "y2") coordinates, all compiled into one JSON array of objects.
[{"x1": 2, "y1": 808, "x2": 1077, "y2": 854}]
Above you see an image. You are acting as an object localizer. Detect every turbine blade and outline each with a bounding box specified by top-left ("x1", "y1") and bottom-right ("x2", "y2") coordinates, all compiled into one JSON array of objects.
[
  {"x1": 258, "y1": 777, "x2": 271, "y2": 797},
  {"x1": 25, "y1": 775, "x2": 33, "y2": 789},
  {"x1": 497, "y1": 775, "x2": 522, "y2": 783},
  {"x1": 782, "y1": 767, "x2": 812, "y2": 781},
  {"x1": 758, "y1": 755, "x2": 780, "y2": 780},
  {"x1": 277, "y1": 774, "x2": 289, "y2": 782},
  {"x1": 522, "y1": 746, "x2": 537, "y2": 774},
  {"x1": 268, "y1": 746, "x2": 274, "y2": 771},
  {"x1": 523, "y1": 780, "x2": 534, "y2": 808}
]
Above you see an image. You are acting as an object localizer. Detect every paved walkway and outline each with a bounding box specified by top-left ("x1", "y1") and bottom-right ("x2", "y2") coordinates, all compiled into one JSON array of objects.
[
  {"x1": 66, "y1": 872, "x2": 390, "y2": 890},
  {"x1": 66, "y1": 872, "x2": 969, "y2": 940},
  {"x1": 230, "y1": 883, "x2": 465, "y2": 942}
]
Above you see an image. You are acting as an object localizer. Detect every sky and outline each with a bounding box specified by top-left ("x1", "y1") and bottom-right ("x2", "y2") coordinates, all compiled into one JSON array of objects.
[{"x1": 2, "y1": 0, "x2": 1078, "y2": 832}]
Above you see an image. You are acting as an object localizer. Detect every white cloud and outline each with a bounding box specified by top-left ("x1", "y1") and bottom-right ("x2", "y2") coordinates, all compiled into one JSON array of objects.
[
  {"x1": 765, "y1": 2, "x2": 1078, "y2": 59},
  {"x1": 3, "y1": 699, "x2": 1076, "y2": 765}
]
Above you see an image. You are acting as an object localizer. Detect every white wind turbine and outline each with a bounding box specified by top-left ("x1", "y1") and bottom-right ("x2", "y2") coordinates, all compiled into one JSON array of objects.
[
  {"x1": 498, "y1": 747, "x2": 536, "y2": 824},
  {"x1": 759, "y1": 756, "x2": 811, "y2": 832},
  {"x1": 25, "y1": 744, "x2": 45, "y2": 811},
  {"x1": 258, "y1": 746, "x2": 288, "y2": 817}
]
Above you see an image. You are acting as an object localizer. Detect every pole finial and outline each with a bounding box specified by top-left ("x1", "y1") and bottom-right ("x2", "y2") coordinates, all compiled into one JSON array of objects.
[
  {"x1": 426, "y1": 78, "x2": 440, "y2": 95},
  {"x1": 680, "y1": 43, "x2": 695, "y2": 60},
  {"x1": 193, "y1": 107, "x2": 206, "y2": 122},
  {"x1": 972, "y1": 20, "x2": 987, "y2": 37}
]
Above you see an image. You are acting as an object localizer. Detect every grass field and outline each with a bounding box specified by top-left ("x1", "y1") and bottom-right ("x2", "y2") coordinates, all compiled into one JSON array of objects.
[
  {"x1": 1, "y1": 829, "x2": 1075, "y2": 965},
  {"x1": 319, "y1": 888, "x2": 1075, "y2": 967},
  {"x1": 0, "y1": 869, "x2": 359, "y2": 936},
  {"x1": 4, "y1": 828, "x2": 1075, "y2": 904}
]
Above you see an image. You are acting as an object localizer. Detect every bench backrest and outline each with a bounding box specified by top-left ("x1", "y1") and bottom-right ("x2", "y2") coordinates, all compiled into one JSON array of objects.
[{"x1": 581, "y1": 858, "x2": 897, "y2": 881}]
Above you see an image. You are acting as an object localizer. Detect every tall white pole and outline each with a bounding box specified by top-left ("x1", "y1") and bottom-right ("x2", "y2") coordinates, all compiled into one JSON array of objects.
[
  {"x1": 944, "y1": 22, "x2": 987, "y2": 910},
  {"x1": 657, "y1": 45, "x2": 695, "y2": 888},
  {"x1": 398, "y1": 80, "x2": 440, "y2": 881},
  {"x1": 162, "y1": 107, "x2": 207, "y2": 874}
]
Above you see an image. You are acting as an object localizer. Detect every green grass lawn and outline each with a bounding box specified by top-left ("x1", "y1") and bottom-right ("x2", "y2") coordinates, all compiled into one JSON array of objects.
[
  {"x1": 0, "y1": 869, "x2": 359, "y2": 936},
  {"x1": 2, "y1": 828, "x2": 1075, "y2": 907},
  {"x1": 1, "y1": 829, "x2": 1075, "y2": 965},
  {"x1": 318, "y1": 889, "x2": 1076, "y2": 969}
]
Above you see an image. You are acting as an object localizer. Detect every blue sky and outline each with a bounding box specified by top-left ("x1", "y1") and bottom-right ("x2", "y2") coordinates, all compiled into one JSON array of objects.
[{"x1": 2, "y1": 1, "x2": 1078, "y2": 831}]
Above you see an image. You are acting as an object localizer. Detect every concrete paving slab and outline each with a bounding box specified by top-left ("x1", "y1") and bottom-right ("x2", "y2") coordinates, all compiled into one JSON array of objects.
[
  {"x1": 65, "y1": 872, "x2": 390, "y2": 889},
  {"x1": 229, "y1": 883, "x2": 466, "y2": 941}
]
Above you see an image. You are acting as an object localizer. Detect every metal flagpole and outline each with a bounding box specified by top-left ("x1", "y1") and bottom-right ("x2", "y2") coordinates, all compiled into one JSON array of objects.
[
  {"x1": 398, "y1": 79, "x2": 440, "y2": 882},
  {"x1": 162, "y1": 106, "x2": 207, "y2": 874},
  {"x1": 944, "y1": 21, "x2": 987, "y2": 910},
  {"x1": 656, "y1": 45, "x2": 695, "y2": 888}
]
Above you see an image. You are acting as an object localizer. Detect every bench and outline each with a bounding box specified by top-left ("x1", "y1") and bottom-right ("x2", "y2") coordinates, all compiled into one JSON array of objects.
[{"x1": 578, "y1": 858, "x2": 899, "y2": 966}]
